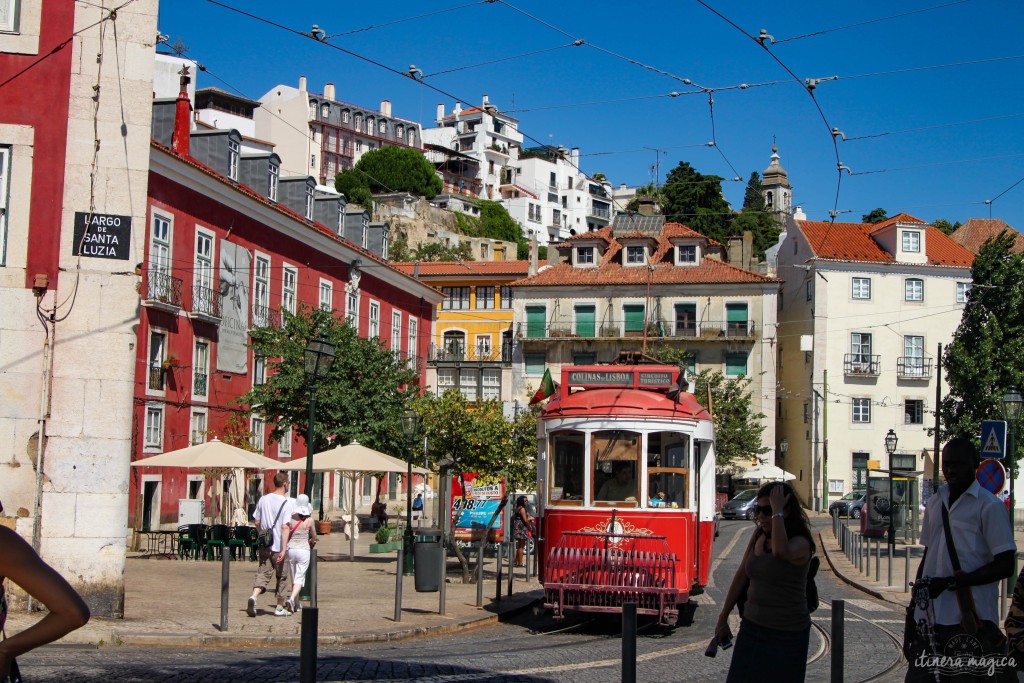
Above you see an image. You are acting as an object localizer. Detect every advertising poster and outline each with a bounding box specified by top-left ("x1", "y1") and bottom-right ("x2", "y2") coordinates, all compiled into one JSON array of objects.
[
  {"x1": 217, "y1": 241, "x2": 251, "y2": 374},
  {"x1": 450, "y1": 473, "x2": 506, "y2": 544}
]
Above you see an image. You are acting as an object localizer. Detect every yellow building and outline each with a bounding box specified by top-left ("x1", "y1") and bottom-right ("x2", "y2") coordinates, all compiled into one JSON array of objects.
[{"x1": 394, "y1": 260, "x2": 531, "y2": 402}]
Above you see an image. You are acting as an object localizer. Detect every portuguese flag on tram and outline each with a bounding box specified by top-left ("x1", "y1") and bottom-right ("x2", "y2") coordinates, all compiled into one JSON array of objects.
[{"x1": 529, "y1": 368, "x2": 557, "y2": 405}]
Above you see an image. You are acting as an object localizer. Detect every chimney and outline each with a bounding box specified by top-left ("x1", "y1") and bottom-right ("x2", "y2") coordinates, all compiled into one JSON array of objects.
[
  {"x1": 742, "y1": 230, "x2": 754, "y2": 269},
  {"x1": 299, "y1": 75, "x2": 307, "y2": 92},
  {"x1": 793, "y1": 205, "x2": 807, "y2": 220},
  {"x1": 726, "y1": 236, "x2": 742, "y2": 265},
  {"x1": 528, "y1": 231, "x2": 539, "y2": 276},
  {"x1": 381, "y1": 99, "x2": 391, "y2": 117},
  {"x1": 482, "y1": 94, "x2": 489, "y2": 107},
  {"x1": 454, "y1": 101, "x2": 462, "y2": 116},
  {"x1": 324, "y1": 82, "x2": 335, "y2": 101},
  {"x1": 171, "y1": 65, "x2": 192, "y2": 157},
  {"x1": 436, "y1": 103, "x2": 444, "y2": 122},
  {"x1": 638, "y1": 197, "x2": 657, "y2": 215}
]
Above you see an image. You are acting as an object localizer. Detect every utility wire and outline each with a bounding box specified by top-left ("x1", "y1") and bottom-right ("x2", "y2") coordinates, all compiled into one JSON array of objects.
[
  {"x1": 841, "y1": 112, "x2": 1024, "y2": 141},
  {"x1": 424, "y1": 42, "x2": 580, "y2": 78},
  {"x1": 322, "y1": 1, "x2": 489, "y2": 39},
  {"x1": 850, "y1": 152, "x2": 1024, "y2": 176},
  {"x1": 772, "y1": 0, "x2": 976, "y2": 43}
]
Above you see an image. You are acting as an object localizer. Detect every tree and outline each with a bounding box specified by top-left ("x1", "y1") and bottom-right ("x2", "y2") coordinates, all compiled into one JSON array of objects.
[
  {"x1": 862, "y1": 207, "x2": 888, "y2": 224},
  {"x1": 477, "y1": 200, "x2": 523, "y2": 245},
  {"x1": 733, "y1": 171, "x2": 780, "y2": 260},
  {"x1": 932, "y1": 219, "x2": 961, "y2": 236},
  {"x1": 334, "y1": 170, "x2": 374, "y2": 209},
  {"x1": 388, "y1": 232, "x2": 412, "y2": 261},
  {"x1": 239, "y1": 304, "x2": 418, "y2": 460},
  {"x1": 939, "y1": 232, "x2": 1024, "y2": 472},
  {"x1": 660, "y1": 161, "x2": 732, "y2": 244},
  {"x1": 624, "y1": 183, "x2": 665, "y2": 212},
  {"x1": 413, "y1": 241, "x2": 473, "y2": 262},
  {"x1": 352, "y1": 146, "x2": 443, "y2": 199}
]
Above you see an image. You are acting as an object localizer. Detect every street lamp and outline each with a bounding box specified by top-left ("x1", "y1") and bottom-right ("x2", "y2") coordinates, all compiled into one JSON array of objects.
[
  {"x1": 1001, "y1": 387, "x2": 1023, "y2": 511},
  {"x1": 401, "y1": 408, "x2": 421, "y2": 576},
  {"x1": 779, "y1": 438, "x2": 789, "y2": 467},
  {"x1": 303, "y1": 334, "x2": 336, "y2": 501},
  {"x1": 884, "y1": 429, "x2": 898, "y2": 551}
]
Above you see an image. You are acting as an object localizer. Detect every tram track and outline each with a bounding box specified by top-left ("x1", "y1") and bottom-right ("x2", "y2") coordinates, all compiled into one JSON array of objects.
[{"x1": 808, "y1": 604, "x2": 907, "y2": 683}]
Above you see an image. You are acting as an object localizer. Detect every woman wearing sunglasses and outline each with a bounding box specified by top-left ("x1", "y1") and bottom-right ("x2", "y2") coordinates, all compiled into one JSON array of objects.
[{"x1": 714, "y1": 482, "x2": 815, "y2": 682}]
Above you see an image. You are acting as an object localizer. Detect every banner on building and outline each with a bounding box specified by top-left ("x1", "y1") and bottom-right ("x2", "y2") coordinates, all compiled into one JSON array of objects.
[{"x1": 217, "y1": 241, "x2": 251, "y2": 374}]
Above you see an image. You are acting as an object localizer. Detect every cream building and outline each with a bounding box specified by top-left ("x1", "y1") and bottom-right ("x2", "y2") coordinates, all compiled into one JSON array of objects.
[{"x1": 776, "y1": 213, "x2": 974, "y2": 511}]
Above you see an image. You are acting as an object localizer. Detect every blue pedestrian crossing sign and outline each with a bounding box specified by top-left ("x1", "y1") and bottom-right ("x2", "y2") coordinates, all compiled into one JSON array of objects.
[{"x1": 981, "y1": 420, "x2": 1008, "y2": 458}]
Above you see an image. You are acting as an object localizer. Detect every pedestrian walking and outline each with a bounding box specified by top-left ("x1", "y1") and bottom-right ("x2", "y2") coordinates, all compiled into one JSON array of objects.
[
  {"x1": 278, "y1": 494, "x2": 317, "y2": 615},
  {"x1": 905, "y1": 437, "x2": 1016, "y2": 682},
  {"x1": 247, "y1": 473, "x2": 294, "y2": 618},
  {"x1": 0, "y1": 497, "x2": 90, "y2": 681},
  {"x1": 412, "y1": 493, "x2": 424, "y2": 521},
  {"x1": 714, "y1": 481, "x2": 815, "y2": 682},
  {"x1": 512, "y1": 496, "x2": 534, "y2": 567}
]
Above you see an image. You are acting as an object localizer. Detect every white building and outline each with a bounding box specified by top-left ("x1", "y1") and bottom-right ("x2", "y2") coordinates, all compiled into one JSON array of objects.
[{"x1": 776, "y1": 212, "x2": 974, "y2": 511}]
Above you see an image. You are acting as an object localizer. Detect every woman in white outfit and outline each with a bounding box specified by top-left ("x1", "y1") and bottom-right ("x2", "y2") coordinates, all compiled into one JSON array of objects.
[{"x1": 276, "y1": 494, "x2": 317, "y2": 615}]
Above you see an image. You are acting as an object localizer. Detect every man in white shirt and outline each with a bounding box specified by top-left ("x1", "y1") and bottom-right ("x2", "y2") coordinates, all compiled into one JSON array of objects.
[
  {"x1": 907, "y1": 437, "x2": 1016, "y2": 681},
  {"x1": 247, "y1": 473, "x2": 296, "y2": 617}
]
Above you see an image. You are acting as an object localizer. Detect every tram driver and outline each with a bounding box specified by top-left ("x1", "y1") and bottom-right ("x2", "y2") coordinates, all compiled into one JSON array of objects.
[{"x1": 597, "y1": 461, "x2": 637, "y2": 501}]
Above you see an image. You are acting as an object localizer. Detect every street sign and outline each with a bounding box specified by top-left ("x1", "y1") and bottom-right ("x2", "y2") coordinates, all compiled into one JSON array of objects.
[
  {"x1": 981, "y1": 420, "x2": 1008, "y2": 458},
  {"x1": 977, "y1": 458, "x2": 1006, "y2": 494}
]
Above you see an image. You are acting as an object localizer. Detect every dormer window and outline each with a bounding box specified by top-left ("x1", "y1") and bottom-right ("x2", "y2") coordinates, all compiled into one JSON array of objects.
[
  {"x1": 677, "y1": 245, "x2": 697, "y2": 264},
  {"x1": 361, "y1": 216, "x2": 369, "y2": 248},
  {"x1": 268, "y1": 164, "x2": 279, "y2": 202},
  {"x1": 625, "y1": 245, "x2": 646, "y2": 265},
  {"x1": 304, "y1": 185, "x2": 314, "y2": 220},
  {"x1": 379, "y1": 120, "x2": 387, "y2": 134},
  {"x1": 902, "y1": 230, "x2": 921, "y2": 252},
  {"x1": 337, "y1": 203, "x2": 345, "y2": 234},
  {"x1": 342, "y1": 110, "x2": 350, "y2": 123},
  {"x1": 382, "y1": 231, "x2": 390, "y2": 260},
  {"x1": 320, "y1": 103, "x2": 329, "y2": 118},
  {"x1": 228, "y1": 139, "x2": 239, "y2": 180},
  {"x1": 576, "y1": 246, "x2": 595, "y2": 266}
]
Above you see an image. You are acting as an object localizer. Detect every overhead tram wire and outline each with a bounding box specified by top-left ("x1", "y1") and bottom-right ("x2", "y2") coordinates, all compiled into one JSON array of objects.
[
  {"x1": 983, "y1": 173, "x2": 1024, "y2": 217},
  {"x1": 849, "y1": 152, "x2": 1024, "y2": 176},
  {"x1": 841, "y1": 112, "x2": 1024, "y2": 142},
  {"x1": 321, "y1": 1, "x2": 490, "y2": 39},
  {"x1": 423, "y1": 42, "x2": 581, "y2": 78},
  {"x1": 772, "y1": 0, "x2": 976, "y2": 44}
]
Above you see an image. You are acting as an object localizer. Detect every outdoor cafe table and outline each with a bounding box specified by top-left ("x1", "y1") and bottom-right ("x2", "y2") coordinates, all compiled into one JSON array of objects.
[{"x1": 137, "y1": 529, "x2": 178, "y2": 559}]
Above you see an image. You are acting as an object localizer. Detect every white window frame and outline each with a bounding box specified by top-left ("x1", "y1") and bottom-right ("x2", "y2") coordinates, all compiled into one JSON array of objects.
[
  {"x1": 902, "y1": 230, "x2": 921, "y2": 253},
  {"x1": 192, "y1": 340, "x2": 209, "y2": 400},
  {"x1": 147, "y1": 329, "x2": 167, "y2": 395},
  {"x1": 190, "y1": 409, "x2": 208, "y2": 446},
  {"x1": 391, "y1": 310, "x2": 402, "y2": 351},
  {"x1": 475, "y1": 286, "x2": 495, "y2": 309},
  {"x1": 150, "y1": 211, "x2": 172, "y2": 278},
  {"x1": 228, "y1": 138, "x2": 240, "y2": 180},
  {"x1": 194, "y1": 227, "x2": 215, "y2": 299},
  {"x1": 676, "y1": 244, "x2": 697, "y2": 265},
  {"x1": 499, "y1": 286, "x2": 513, "y2": 310},
  {"x1": 905, "y1": 278, "x2": 924, "y2": 302},
  {"x1": 144, "y1": 403, "x2": 164, "y2": 451},
  {"x1": 347, "y1": 291, "x2": 358, "y2": 326},
  {"x1": 459, "y1": 368, "x2": 479, "y2": 402},
  {"x1": 957, "y1": 282, "x2": 971, "y2": 303},
  {"x1": 852, "y1": 397, "x2": 871, "y2": 423},
  {"x1": 250, "y1": 416, "x2": 265, "y2": 451},
  {"x1": 368, "y1": 300, "x2": 380, "y2": 338},
  {"x1": 436, "y1": 367, "x2": 456, "y2": 395},
  {"x1": 282, "y1": 264, "x2": 297, "y2": 314},
  {"x1": 253, "y1": 356, "x2": 266, "y2": 386},
  {"x1": 474, "y1": 334, "x2": 492, "y2": 358},
  {"x1": 0, "y1": 146, "x2": 9, "y2": 264},
  {"x1": 575, "y1": 246, "x2": 595, "y2": 266},
  {"x1": 852, "y1": 277, "x2": 871, "y2": 300},
  {"x1": 268, "y1": 163, "x2": 279, "y2": 202},
  {"x1": 0, "y1": 0, "x2": 18, "y2": 33},
  {"x1": 278, "y1": 426, "x2": 292, "y2": 457},
  {"x1": 481, "y1": 368, "x2": 501, "y2": 401},
  {"x1": 407, "y1": 317, "x2": 417, "y2": 367},
  {"x1": 905, "y1": 399, "x2": 925, "y2": 425},
  {"x1": 625, "y1": 245, "x2": 645, "y2": 266},
  {"x1": 319, "y1": 278, "x2": 333, "y2": 311},
  {"x1": 361, "y1": 216, "x2": 369, "y2": 248},
  {"x1": 252, "y1": 253, "x2": 271, "y2": 326},
  {"x1": 304, "y1": 185, "x2": 314, "y2": 220}
]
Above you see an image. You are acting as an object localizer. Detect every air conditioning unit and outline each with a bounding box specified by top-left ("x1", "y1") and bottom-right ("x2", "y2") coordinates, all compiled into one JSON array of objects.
[{"x1": 178, "y1": 498, "x2": 205, "y2": 526}]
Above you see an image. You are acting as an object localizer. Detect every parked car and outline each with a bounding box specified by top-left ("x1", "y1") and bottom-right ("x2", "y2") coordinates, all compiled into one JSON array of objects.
[
  {"x1": 720, "y1": 489, "x2": 759, "y2": 520},
  {"x1": 829, "y1": 492, "x2": 867, "y2": 518}
]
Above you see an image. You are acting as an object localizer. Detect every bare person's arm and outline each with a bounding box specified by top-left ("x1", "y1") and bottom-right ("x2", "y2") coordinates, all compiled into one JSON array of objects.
[{"x1": 0, "y1": 527, "x2": 90, "y2": 675}]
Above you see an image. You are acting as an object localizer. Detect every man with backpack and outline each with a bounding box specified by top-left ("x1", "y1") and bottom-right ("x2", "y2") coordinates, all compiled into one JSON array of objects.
[{"x1": 247, "y1": 473, "x2": 295, "y2": 617}]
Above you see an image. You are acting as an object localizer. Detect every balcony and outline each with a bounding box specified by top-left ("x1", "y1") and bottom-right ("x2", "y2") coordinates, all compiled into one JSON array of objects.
[
  {"x1": 587, "y1": 206, "x2": 611, "y2": 221},
  {"x1": 147, "y1": 365, "x2": 164, "y2": 391},
  {"x1": 844, "y1": 354, "x2": 881, "y2": 376},
  {"x1": 251, "y1": 304, "x2": 282, "y2": 330},
  {"x1": 188, "y1": 284, "x2": 221, "y2": 323},
  {"x1": 428, "y1": 343, "x2": 513, "y2": 365},
  {"x1": 516, "y1": 320, "x2": 756, "y2": 341},
  {"x1": 897, "y1": 357, "x2": 933, "y2": 380},
  {"x1": 141, "y1": 270, "x2": 183, "y2": 312},
  {"x1": 193, "y1": 372, "x2": 208, "y2": 396}
]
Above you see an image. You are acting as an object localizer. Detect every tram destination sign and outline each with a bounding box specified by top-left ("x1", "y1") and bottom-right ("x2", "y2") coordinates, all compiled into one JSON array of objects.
[
  {"x1": 71, "y1": 211, "x2": 131, "y2": 260},
  {"x1": 566, "y1": 368, "x2": 675, "y2": 389}
]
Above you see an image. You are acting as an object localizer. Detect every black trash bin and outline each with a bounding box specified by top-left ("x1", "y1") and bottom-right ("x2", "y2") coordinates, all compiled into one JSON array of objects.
[{"x1": 414, "y1": 528, "x2": 443, "y2": 593}]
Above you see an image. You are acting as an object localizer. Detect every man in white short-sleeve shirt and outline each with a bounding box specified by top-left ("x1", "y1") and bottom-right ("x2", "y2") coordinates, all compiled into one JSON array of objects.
[
  {"x1": 247, "y1": 473, "x2": 296, "y2": 617},
  {"x1": 907, "y1": 437, "x2": 1016, "y2": 681}
]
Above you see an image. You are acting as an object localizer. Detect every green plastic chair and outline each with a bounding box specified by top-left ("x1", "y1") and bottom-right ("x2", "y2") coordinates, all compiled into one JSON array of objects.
[{"x1": 205, "y1": 524, "x2": 231, "y2": 560}]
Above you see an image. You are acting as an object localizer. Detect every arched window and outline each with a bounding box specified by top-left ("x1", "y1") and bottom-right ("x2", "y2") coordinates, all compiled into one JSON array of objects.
[
  {"x1": 320, "y1": 103, "x2": 329, "y2": 118},
  {"x1": 341, "y1": 109, "x2": 350, "y2": 123},
  {"x1": 366, "y1": 117, "x2": 374, "y2": 134},
  {"x1": 379, "y1": 119, "x2": 387, "y2": 134},
  {"x1": 766, "y1": 191, "x2": 774, "y2": 207},
  {"x1": 443, "y1": 330, "x2": 466, "y2": 359},
  {"x1": 395, "y1": 125, "x2": 404, "y2": 140}
]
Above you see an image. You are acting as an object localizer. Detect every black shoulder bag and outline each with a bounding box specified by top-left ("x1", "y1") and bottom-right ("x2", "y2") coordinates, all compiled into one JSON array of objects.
[{"x1": 256, "y1": 499, "x2": 289, "y2": 550}]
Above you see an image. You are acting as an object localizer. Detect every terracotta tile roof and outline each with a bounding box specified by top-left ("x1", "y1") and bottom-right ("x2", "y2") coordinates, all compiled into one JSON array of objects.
[
  {"x1": 798, "y1": 215, "x2": 974, "y2": 267},
  {"x1": 513, "y1": 222, "x2": 776, "y2": 287},
  {"x1": 950, "y1": 218, "x2": 1024, "y2": 254},
  {"x1": 392, "y1": 260, "x2": 532, "y2": 277}
]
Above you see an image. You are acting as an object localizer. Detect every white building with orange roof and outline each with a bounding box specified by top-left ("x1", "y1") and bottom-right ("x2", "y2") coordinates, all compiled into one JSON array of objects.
[
  {"x1": 777, "y1": 212, "x2": 974, "y2": 511},
  {"x1": 509, "y1": 221, "x2": 780, "y2": 461}
]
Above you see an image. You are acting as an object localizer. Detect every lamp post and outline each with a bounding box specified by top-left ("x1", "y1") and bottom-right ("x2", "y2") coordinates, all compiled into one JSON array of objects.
[
  {"x1": 1001, "y1": 387, "x2": 1023, "y2": 513},
  {"x1": 884, "y1": 428, "x2": 898, "y2": 552},
  {"x1": 303, "y1": 334, "x2": 336, "y2": 501},
  {"x1": 401, "y1": 408, "x2": 421, "y2": 576},
  {"x1": 779, "y1": 438, "x2": 789, "y2": 468}
]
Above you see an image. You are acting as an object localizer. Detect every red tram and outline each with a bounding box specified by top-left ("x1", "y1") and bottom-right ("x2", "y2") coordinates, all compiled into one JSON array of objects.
[{"x1": 537, "y1": 362, "x2": 716, "y2": 626}]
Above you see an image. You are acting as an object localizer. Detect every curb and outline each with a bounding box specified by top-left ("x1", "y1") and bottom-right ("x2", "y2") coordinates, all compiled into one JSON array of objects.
[{"x1": 817, "y1": 530, "x2": 908, "y2": 607}]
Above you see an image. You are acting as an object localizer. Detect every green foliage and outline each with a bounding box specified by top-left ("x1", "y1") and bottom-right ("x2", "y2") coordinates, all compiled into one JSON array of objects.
[
  {"x1": 649, "y1": 346, "x2": 767, "y2": 466},
  {"x1": 939, "y1": 232, "x2": 1024, "y2": 470},
  {"x1": 413, "y1": 241, "x2": 474, "y2": 261},
  {"x1": 932, "y1": 219, "x2": 961, "y2": 236},
  {"x1": 742, "y1": 172, "x2": 766, "y2": 212},
  {"x1": 334, "y1": 170, "x2": 374, "y2": 210},
  {"x1": 732, "y1": 209, "x2": 780, "y2": 261},
  {"x1": 388, "y1": 233, "x2": 412, "y2": 262},
  {"x1": 861, "y1": 207, "x2": 889, "y2": 224},
  {"x1": 661, "y1": 161, "x2": 732, "y2": 244},
  {"x1": 624, "y1": 184, "x2": 665, "y2": 212},
  {"x1": 375, "y1": 525, "x2": 395, "y2": 544},
  {"x1": 478, "y1": 200, "x2": 523, "y2": 244},
  {"x1": 240, "y1": 304, "x2": 418, "y2": 458},
  {"x1": 452, "y1": 211, "x2": 482, "y2": 236},
  {"x1": 353, "y1": 146, "x2": 443, "y2": 199}
]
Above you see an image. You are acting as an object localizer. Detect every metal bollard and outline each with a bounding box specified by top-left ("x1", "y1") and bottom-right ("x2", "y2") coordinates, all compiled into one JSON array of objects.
[
  {"x1": 309, "y1": 547, "x2": 318, "y2": 608},
  {"x1": 496, "y1": 541, "x2": 503, "y2": 602},
  {"x1": 875, "y1": 538, "x2": 880, "y2": 582},
  {"x1": 831, "y1": 600, "x2": 844, "y2": 683},
  {"x1": 299, "y1": 606, "x2": 318, "y2": 683},
  {"x1": 507, "y1": 540, "x2": 514, "y2": 597},
  {"x1": 476, "y1": 542, "x2": 485, "y2": 608},
  {"x1": 887, "y1": 542, "x2": 893, "y2": 588},
  {"x1": 904, "y1": 546, "x2": 911, "y2": 593},
  {"x1": 394, "y1": 536, "x2": 403, "y2": 622},
  {"x1": 220, "y1": 549, "x2": 229, "y2": 632},
  {"x1": 622, "y1": 601, "x2": 637, "y2": 683},
  {"x1": 525, "y1": 540, "x2": 531, "y2": 579},
  {"x1": 438, "y1": 532, "x2": 447, "y2": 616}
]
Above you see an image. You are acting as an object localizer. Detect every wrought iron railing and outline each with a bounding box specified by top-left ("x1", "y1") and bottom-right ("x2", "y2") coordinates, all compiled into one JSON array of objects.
[
  {"x1": 897, "y1": 357, "x2": 932, "y2": 379},
  {"x1": 517, "y1": 319, "x2": 755, "y2": 340},
  {"x1": 251, "y1": 304, "x2": 282, "y2": 329},
  {"x1": 193, "y1": 372, "x2": 208, "y2": 396},
  {"x1": 190, "y1": 284, "x2": 221, "y2": 320},
  {"x1": 147, "y1": 366, "x2": 164, "y2": 391},
  {"x1": 844, "y1": 353, "x2": 881, "y2": 376},
  {"x1": 428, "y1": 343, "x2": 512, "y2": 364},
  {"x1": 142, "y1": 270, "x2": 183, "y2": 308}
]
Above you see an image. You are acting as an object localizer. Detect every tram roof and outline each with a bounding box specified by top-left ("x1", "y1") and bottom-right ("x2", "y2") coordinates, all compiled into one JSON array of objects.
[{"x1": 542, "y1": 387, "x2": 710, "y2": 421}]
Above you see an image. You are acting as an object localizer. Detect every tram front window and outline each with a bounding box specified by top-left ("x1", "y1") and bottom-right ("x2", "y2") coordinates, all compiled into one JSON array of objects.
[
  {"x1": 647, "y1": 432, "x2": 689, "y2": 508},
  {"x1": 549, "y1": 431, "x2": 584, "y2": 504},
  {"x1": 592, "y1": 430, "x2": 640, "y2": 505}
]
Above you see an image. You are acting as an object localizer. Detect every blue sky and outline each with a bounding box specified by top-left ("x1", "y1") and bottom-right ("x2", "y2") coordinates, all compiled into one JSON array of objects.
[{"x1": 159, "y1": 0, "x2": 1024, "y2": 231}]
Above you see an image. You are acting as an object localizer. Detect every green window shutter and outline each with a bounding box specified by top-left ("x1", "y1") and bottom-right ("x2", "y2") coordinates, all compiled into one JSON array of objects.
[
  {"x1": 726, "y1": 351, "x2": 748, "y2": 377},
  {"x1": 573, "y1": 352, "x2": 596, "y2": 365},
  {"x1": 726, "y1": 303, "x2": 748, "y2": 322},
  {"x1": 575, "y1": 305, "x2": 595, "y2": 337},
  {"x1": 525, "y1": 352, "x2": 546, "y2": 375},
  {"x1": 526, "y1": 306, "x2": 546, "y2": 338},
  {"x1": 624, "y1": 304, "x2": 645, "y2": 333}
]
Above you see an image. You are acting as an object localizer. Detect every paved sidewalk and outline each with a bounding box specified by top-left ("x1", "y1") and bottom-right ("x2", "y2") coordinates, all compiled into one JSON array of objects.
[{"x1": 5, "y1": 529, "x2": 542, "y2": 648}]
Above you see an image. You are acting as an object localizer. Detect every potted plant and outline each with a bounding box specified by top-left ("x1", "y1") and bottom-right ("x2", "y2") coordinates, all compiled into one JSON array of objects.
[
  {"x1": 317, "y1": 517, "x2": 332, "y2": 535},
  {"x1": 162, "y1": 354, "x2": 180, "y2": 369},
  {"x1": 370, "y1": 524, "x2": 396, "y2": 553}
]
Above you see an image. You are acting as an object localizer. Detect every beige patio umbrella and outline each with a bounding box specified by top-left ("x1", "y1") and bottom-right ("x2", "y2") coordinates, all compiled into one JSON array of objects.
[
  {"x1": 278, "y1": 442, "x2": 429, "y2": 560},
  {"x1": 132, "y1": 439, "x2": 282, "y2": 524}
]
